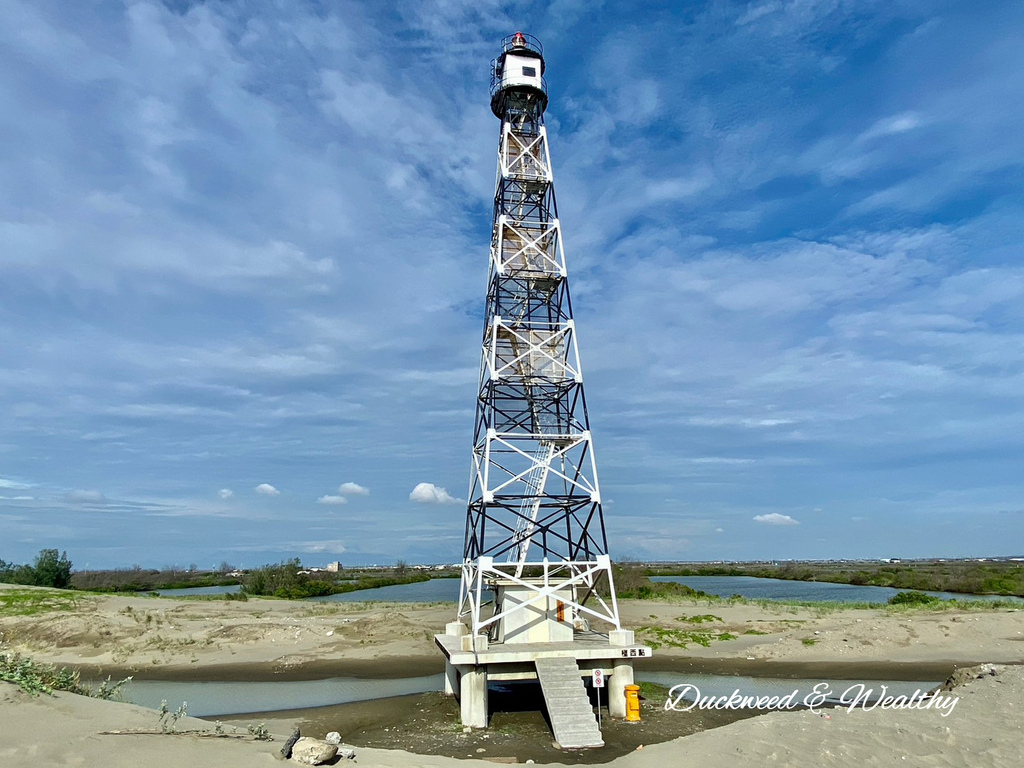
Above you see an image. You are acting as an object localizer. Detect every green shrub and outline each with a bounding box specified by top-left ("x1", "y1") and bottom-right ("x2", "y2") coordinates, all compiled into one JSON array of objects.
[{"x1": 888, "y1": 590, "x2": 942, "y2": 606}]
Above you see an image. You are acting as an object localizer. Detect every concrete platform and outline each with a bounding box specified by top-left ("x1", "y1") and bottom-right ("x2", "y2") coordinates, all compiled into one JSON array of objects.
[
  {"x1": 435, "y1": 630, "x2": 652, "y2": 666},
  {"x1": 435, "y1": 624, "x2": 651, "y2": 736}
]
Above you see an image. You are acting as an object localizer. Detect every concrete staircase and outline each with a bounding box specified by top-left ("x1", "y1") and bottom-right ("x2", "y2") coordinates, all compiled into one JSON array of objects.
[{"x1": 534, "y1": 657, "x2": 604, "y2": 749}]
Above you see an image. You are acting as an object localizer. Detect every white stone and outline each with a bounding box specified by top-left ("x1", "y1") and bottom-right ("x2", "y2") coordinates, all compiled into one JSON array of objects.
[
  {"x1": 290, "y1": 737, "x2": 338, "y2": 765},
  {"x1": 325, "y1": 731, "x2": 341, "y2": 745}
]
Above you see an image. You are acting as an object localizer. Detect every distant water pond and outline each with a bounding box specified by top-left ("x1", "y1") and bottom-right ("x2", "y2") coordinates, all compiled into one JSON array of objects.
[
  {"x1": 651, "y1": 575, "x2": 1023, "y2": 604},
  {"x1": 152, "y1": 575, "x2": 1019, "y2": 605},
  {"x1": 151, "y1": 579, "x2": 464, "y2": 602},
  {"x1": 311, "y1": 578, "x2": 466, "y2": 604}
]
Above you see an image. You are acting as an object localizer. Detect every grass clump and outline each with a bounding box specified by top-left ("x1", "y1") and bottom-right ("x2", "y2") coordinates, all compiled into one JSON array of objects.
[
  {"x1": 0, "y1": 588, "x2": 83, "y2": 617},
  {"x1": 638, "y1": 626, "x2": 738, "y2": 650},
  {"x1": 636, "y1": 680, "x2": 671, "y2": 701}
]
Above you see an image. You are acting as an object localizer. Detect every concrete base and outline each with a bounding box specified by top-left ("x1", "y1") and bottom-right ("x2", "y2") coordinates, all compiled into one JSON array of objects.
[
  {"x1": 435, "y1": 629, "x2": 652, "y2": 733},
  {"x1": 444, "y1": 659, "x2": 458, "y2": 696},
  {"x1": 459, "y1": 664, "x2": 489, "y2": 728},
  {"x1": 608, "y1": 659, "x2": 634, "y2": 718}
]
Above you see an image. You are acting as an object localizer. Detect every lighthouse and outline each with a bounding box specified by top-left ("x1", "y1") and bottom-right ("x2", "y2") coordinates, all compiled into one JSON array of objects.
[{"x1": 435, "y1": 34, "x2": 650, "y2": 749}]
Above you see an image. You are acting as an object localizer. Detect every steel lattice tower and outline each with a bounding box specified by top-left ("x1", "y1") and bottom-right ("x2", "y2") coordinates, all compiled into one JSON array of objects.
[{"x1": 458, "y1": 33, "x2": 621, "y2": 640}]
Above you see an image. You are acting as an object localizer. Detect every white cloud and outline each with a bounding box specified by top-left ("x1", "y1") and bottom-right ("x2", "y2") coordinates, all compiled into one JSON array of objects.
[
  {"x1": 317, "y1": 494, "x2": 348, "y2": 505},
  {"x1": 218, "y1": 488, "x2": 234, "y2": 499},
  {"x1": 0, "y1": 478, "x2": 31, "y2": 490},
  {"x1": 409, "y1": 482, "x2": 460, "y2": 505},
  {"x1": 753, "y1": 513, "x2": 800, "y2": 526},
  {"x1": 255, "y1": 483, "x2": 280, "y2": 496},
  {"x1": 715, "y1": 527, "x2": 725, "y2": 533},
  {"x1": 300, "y1": 540, "x2": 347, "y2": 555},
  {"x1": 66, "y1": 490, "x2": 105, "y2": 504},
  {"x1": 338, "y1": 481, "x2": 369, "y2": 496}
]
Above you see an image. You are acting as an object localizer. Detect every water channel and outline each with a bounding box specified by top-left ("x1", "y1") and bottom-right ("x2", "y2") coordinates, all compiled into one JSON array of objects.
[{"x1": 121, "y1": 670, "x2": 943, "y2": 718}]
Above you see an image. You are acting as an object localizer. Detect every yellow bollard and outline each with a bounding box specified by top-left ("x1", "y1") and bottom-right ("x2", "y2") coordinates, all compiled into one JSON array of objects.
[{"x1": 625, "y1": 684, "x2": 641, "y2": 722}]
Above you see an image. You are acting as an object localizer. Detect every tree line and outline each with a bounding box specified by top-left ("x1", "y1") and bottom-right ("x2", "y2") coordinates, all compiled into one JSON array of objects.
[
  {"x1": 0, "y1": 549, "x2": 73, "y2": 589},
  {"x1": 241, "y1": 559, "x2": 429, "y2": 599}
]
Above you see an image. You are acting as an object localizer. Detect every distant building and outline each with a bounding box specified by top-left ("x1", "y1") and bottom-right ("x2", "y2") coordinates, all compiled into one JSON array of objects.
[{"x1": 326, "y1": 561, "x2": 342, "y2": 572}]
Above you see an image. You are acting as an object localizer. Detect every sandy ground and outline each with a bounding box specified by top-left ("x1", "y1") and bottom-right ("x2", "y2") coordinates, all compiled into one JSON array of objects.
[
  {"x1": 4, "y1": 589, "x2": 1021, "y2": 675},
  {"x1": 2, "y1": 583, "x2": 1023, "y2": 766}
]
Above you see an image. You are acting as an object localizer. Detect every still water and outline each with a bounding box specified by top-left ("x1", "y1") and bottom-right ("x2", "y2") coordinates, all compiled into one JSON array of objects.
[
  {"x1": 650, "y1": 575, "x2": 1022, "y2": 604},
  {"x1": 120, "y1": 671, "x2": 940, "y2": 718},
  {"x1": 153, "y1": 575, "x2": 1019, "y2": 604},
  {"x1": 311, "y1": 578, "x2": 465, "y2": 604},
  {"x1": 122, "y1": 674, "x2": 443, "y2": 717}
]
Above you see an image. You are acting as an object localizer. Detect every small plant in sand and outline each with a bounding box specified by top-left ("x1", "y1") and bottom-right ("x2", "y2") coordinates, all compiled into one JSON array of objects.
[
  {"x1": 638, "y1": 626, "x2": 737, "y2": 649},
  {"x1": 247, "y1": 722, "x2": 273, "y2": 741},
  {"x1": 1, "y1": 643, "x2": 134, "y2": 699},
  {"x1": 158, "y1": 699, "x2": 189, "y2": 733},
  {"x1": 0, "y1": 649, "x2": 87, "y2": 696},
  {"x1": 92, "y1": 674, "x2": 133, "y2": 701}
]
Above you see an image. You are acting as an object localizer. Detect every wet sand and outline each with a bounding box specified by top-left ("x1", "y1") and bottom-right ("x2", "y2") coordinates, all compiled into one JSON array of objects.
[{"x1": 226, "y1": 685, "x2": 765, "y2": 765}]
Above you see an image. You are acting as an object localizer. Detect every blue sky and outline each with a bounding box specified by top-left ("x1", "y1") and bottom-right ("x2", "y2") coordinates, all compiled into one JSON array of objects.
[{"x1": 2, "y1": 0, "x2": 1023, "y2": 569}]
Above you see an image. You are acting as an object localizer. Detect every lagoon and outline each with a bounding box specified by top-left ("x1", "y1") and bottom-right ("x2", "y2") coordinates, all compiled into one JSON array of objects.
[{"x1": 152, "y1": 575, "x2": 1020, "y2": 604}]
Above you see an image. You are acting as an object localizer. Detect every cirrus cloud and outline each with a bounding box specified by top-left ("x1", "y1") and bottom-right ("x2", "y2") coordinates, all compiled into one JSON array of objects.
[{"x1": 66, "y1": 490, "x2": 105, "y2": 504}]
